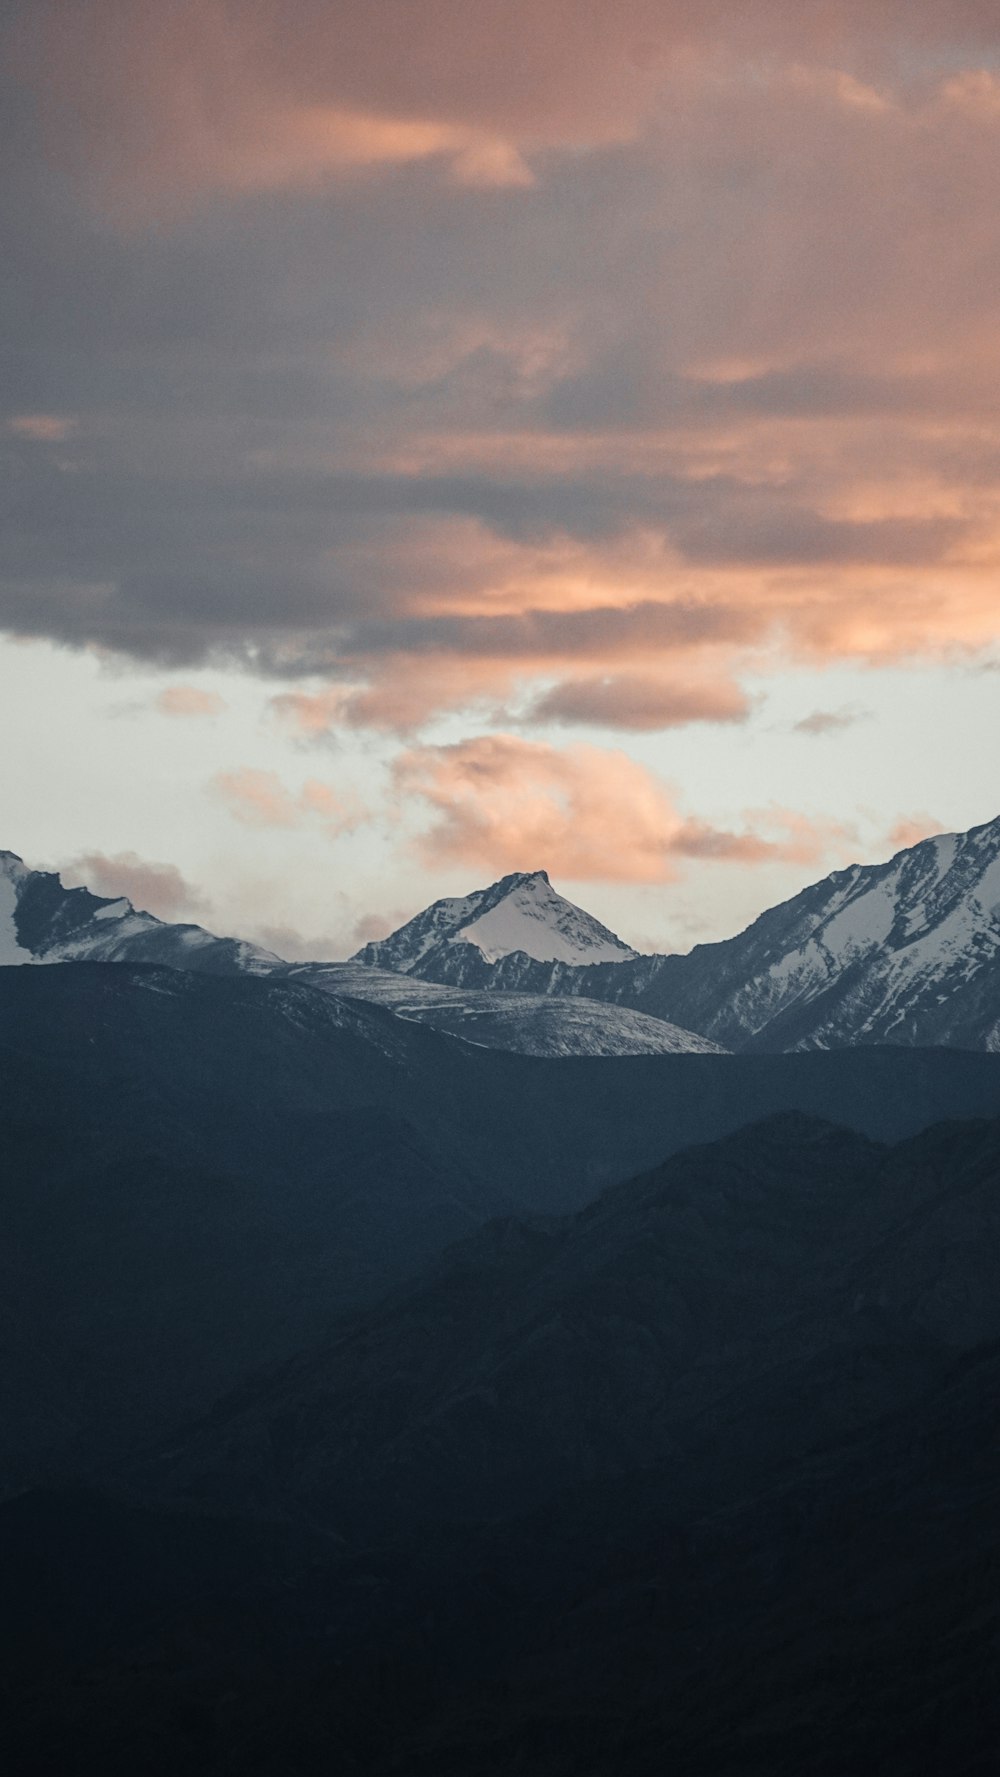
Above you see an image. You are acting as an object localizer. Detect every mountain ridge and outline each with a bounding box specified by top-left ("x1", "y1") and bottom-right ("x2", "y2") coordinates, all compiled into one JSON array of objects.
[
  {"x1": 359, "y1": 816, "x2": 1000, "y2": 1053},
  {"x1": 0, "y1": 851, "x2": 715, "y2": 1059},
  {"x1": 8, "y1": 810, "x2": 1000, "y2": 1053}
]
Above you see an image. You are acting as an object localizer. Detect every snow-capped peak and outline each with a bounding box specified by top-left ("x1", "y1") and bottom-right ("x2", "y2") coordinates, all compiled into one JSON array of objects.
[
  {"x1": 353, "y1": 870, "x2": 638, "y2": 974},
  {"x1": 0, "y1": 848, "x2": 283, "y2": 976},
  {"x1": 452, "y1": 871, "x2": 637, "y2": 966}
]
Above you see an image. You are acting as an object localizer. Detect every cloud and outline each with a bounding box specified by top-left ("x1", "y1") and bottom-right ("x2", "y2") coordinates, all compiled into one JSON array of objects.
[
  {"x1": 886, "y1": 813, "x2": 946, "y2": 851},
  {"x1": 793, "y1": 705, "x2": 870, "y2": 736},
  {"x1": 527, "y1": 673, "x2": 751, "y2": 730},
  {"x1": 251, "y1": 922, "x2": 346, "y2": 963},
  {"x1": 18, "y1": 3, "x2": 1000, "y2": 215},
  {"x1": 395, "y1": 736, "x2": 681, "y2": 881},
  {"x1": 395, "y1": 735, "x2": 854, "y2": 882},
  {"x1": 211, "y1": 767, "x2": 364, "y2": 834},
  {"x1": 61, "y1": 850, "x2": 206, "y2": 919},
  {"x1": 8, "y1": 413, "x2": 77, "y2": 443},
  {"x1": 352, "y1": 910, "x2": 407, "y2": 946},
  {"x1": 156, "y1": 685, "x2": 227, "y2": 717},
  {"x1": 4, "y1": 3, "x2": 1000, "y2": 738}
]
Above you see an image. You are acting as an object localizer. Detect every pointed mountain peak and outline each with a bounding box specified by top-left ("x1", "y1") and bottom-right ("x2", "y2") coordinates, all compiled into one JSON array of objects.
[{"x1": 353, "y1": 871, "x2": 639, "y2": 973}]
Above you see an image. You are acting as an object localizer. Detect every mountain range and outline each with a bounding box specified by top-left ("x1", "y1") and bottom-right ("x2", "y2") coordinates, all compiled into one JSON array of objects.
[
  {"x1": 0, "y1": 851, "x2": 711, "y2": 1059},
  {"x1": 6, "y1": 814, "x2": 1000, "y2": 1055},
  {"x1": 353, "y1": 820, "x2": 1000, "y2": 1053}
]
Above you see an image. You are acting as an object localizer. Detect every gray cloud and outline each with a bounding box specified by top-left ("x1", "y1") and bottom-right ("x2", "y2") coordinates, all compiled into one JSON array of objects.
[
  {"x1": 793, "y1": 706, "x2": 872, "y2": 736},
  {"x1": 61, "y1": 850, "x2": 207, "y2": 919},
  {"x1": 526, "y1": 674, "x2": 752, "y2": 731}
]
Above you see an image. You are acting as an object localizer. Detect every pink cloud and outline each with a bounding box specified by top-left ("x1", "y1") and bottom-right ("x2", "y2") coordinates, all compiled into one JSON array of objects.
[
  {"x1": 211, "y1": 767, "x2": 364, "y2": 835},
  {"x1": 21, "y1": 2, "x2": 1000, "y2": 216},
  {"x1": 9, "y1": 413, "x2": 77, "y2": 442},
  {"x1": 395, "y1": 735, "x2": 854, "y2": 883},
  {"x1": 886, "y1": 813, "x2": 946, "y2": 851},
  {"x1": 156, "y1": 685, "x2": 227, "y2": 718}
]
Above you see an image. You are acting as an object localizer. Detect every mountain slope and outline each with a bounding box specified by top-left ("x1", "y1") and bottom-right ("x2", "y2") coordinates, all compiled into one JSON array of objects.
[
  {"x1": 50, "y1": 1112, "x2": 1000, "y2": 1776},
  {"x1": 362, "y1": 817, "x2": 1000, "y2": 1053},
  {"x1": 133, "y1": 1112, "x2": 1000, "y2": 1531},
  {"x1": 628, "y1": 817, "x2": 1000, "y2": 1052},
  {"x1": 292, "y1": 963, "x2": 724, "y2": 1056}
]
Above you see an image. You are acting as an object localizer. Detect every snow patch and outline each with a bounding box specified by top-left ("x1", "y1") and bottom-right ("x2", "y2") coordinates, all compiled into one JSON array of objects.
[
  {"x1": 455, "y1": 874, "x2": 636, "y2": 966},
  {"x1": 93, "y1": 898, "x2": 131, "y2": 921},
  {"x1": 0, "y1": 875, "x2": 33, "y2": 966},
  {"x1": 818, "y1": 871, "x2": 900, "y2": 959}
]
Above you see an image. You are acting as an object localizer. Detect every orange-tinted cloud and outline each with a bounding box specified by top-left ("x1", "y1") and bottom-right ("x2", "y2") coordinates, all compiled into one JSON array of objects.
[
  {"x1": 211, "y1": 768, "x2": 363, "y2": 834},
  {"x1": 7, "y1": 3, "x2": 1000, "y2": 737},
  {"x1": 527, "y1": 673, "x2": 751, "y2": 730},
  {"x1": 19, "y1": 2, "x2": 1000, "y2": 212},
  {"x1": 395, "y1": 735, "x2": 854, "y2": 882},
  {"x1": 886, "y1": 813, "x2": 946, "y2": 851},
  {"x1": 9, "y1": 413, "x2": 77, "y2": 442},
  {"x1": 156, "y1": 685, "x2": 227, "y2": 717}
]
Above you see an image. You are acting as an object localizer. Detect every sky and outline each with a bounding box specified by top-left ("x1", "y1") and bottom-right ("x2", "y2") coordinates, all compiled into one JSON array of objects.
[{"x1": 3, "y1": 0, "x2": 1000, "y2": 959}]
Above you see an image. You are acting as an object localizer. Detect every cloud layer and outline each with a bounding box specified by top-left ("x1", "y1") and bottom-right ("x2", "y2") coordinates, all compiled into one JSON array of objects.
[{"x1": 2, "y1": 0, "x2": 1000, "y2": 751}]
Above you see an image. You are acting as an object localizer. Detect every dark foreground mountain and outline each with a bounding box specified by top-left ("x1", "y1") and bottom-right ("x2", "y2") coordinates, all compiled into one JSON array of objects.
[
  {"x1": 361, "y1": 817, "x2": 1000, "y2": 1053},
  {"x1": 6, "y1": 963, "x2": 1000, "y2": 1493},
  {"x1": 5, "y1": 1113, "x2": 1000, "y2": 1774}
]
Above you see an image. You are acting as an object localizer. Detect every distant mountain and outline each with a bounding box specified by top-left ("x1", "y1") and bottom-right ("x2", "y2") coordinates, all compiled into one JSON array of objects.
[
  {"x1": 0, "y1": 848, "x2": 279, "y2": 975},
  {"x1": 352, "y1": 868, "x2": 637, "y2": 981},
  {"x1": 363, "y1": 818, "x2": 1000, "y2": 1053}
]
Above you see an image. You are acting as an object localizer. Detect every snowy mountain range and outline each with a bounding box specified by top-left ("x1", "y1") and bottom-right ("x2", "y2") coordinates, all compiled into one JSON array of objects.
[
  {"x1": 5, "y1": 813, "x2": 1000, "y2": 1053},
  {"x1": 0, "y1": 850, "x2": 715, "y2": 1058},
  {"x1": 350, "y1": 817, "x2": 1000, "y2": 1053},
  {"x1": 0, "y1": 849, "x2": 280, "y2": 975}
]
